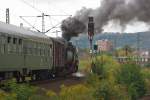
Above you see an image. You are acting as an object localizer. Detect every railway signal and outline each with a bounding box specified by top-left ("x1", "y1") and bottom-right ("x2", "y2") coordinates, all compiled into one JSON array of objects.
[
  {"x1": 88, "y1": 17, "x2": 94, "y2": 55},
  {"x1": 93, "y1": 44, "x2": 98, "y2": 51},
  {"x1": 88, "y1": 17, "x2": 94, "y2": 41},
  {"x1": 88, "y1": 17, "x2": 96, "y2": 73}
]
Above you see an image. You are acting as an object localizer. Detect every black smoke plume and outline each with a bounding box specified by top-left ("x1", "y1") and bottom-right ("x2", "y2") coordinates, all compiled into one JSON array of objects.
[
  {"x1": 61, "y1": 0, "x2": 150, "y2": 41},
  {"x1": 61, "y1": 17, "x2": 86, "y2": 41}
]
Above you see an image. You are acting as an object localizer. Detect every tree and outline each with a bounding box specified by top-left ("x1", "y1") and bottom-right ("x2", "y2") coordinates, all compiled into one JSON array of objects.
[
  {"x1": 2, "y1": 80, "x2": 37, "y2": 100},
  {"x1": 91, "y1": 55, "x2": 120, "y2": 81}
]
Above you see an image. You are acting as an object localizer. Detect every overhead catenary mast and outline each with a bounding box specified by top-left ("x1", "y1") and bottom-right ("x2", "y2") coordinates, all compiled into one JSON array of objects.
[
  {"x1": 52, "y1": 30, "x2": 61, "y2": 37},
  {"x1": 20, "y1": 13, "x2": 71, "y2": 33},
  {"x1": 20, "y1": 0, "x2": 71, "y2": 34},
  {"x1": 42, "y1": 13, "x2": 45, "y2": 33}
]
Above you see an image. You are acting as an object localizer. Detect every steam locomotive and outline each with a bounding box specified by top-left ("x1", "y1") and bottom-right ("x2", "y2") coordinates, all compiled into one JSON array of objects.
[{"x1": 0, "y1": 21, "x2": 78, "y2": 82}]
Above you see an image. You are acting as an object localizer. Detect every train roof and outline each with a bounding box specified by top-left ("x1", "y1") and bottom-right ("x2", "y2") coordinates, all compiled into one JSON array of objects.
[
  {"x1": 51, "y1": 37, "x2": 75, "y2": 48},
  {"x1": 51, "y1": 37, "x2": 67, "y2": 44},
  {"x1": 0, "y1": 21, "x2": 49, "y2": 39}
]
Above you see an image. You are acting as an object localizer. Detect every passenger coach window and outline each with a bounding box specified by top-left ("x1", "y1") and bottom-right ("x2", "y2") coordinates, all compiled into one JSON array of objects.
[
  {"x1": 13, "y1": 38, "x2": 17, "y2": 44},
  {"x1": 19, "y1": 39, "x2": 22, "y2": 45},
  {"x1": 7, "y1": 37, "x2": 11, "y2": 43}
]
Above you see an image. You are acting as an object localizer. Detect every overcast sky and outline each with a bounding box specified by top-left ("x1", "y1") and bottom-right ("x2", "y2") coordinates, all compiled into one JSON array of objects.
[{"x1": 0, "y1": 0, "x2": 149, "y2": 37}]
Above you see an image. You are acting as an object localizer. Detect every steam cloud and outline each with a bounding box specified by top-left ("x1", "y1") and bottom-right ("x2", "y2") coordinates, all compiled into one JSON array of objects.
[
  {"x1": 61, "y1": 17, "x2": 86, "y2": 41},
  {"x1": 61, "y1": 0, "x2": 150, "y2": 41}
]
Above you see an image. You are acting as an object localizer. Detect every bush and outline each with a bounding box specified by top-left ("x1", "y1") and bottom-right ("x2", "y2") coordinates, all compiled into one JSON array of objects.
[
  {"x1": 79, "y1": 58, "x2": 91, "y2": 72},
  {"x1": 2, "y1": 80, "x2": 37, "y2": 100},
  {"x1": 141, "y1": 68, "x2": 150, "y2": 94},
  {"x1": 92, "y1": 79, "x2": 130, "y2": 100},
  {"x1": 85, "y1": 73, "x2": 129, "y2": 100},
  {"x1": 89, "y1": 55, "x2": 147, "y2": 100},
  {"x1": 141, "y1": 68, "x2": 150, "y2": 80},
  {"x1": 86, "y1": 73, "x2": 100, "y2": 87},
  {"x1": 117, "y1": 63, "x2": 146, "y2": 99},
  {"x1": 0, "y1": 90, "x2": 16, "y2": 100},
  {"x1": 144, "y1": 63, "x2": 150, "y2": 68},
  {"x1": 92, "y1": 55, "x2": 120, "y2": 82},
  {"x1": 94, "y1": 80, "x2": 113, "y2": 100}
]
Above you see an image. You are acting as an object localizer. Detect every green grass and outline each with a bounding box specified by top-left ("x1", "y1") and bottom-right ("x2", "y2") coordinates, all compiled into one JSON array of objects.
[{"x1": 79, "y1": 58, "x2": 92, "y2": 72}]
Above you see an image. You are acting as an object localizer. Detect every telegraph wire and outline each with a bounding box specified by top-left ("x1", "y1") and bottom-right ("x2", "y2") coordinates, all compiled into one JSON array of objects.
[
  {"x1": 20, "y1": 0, "x2": 42, "y2": 13},
  {"x1": 17, "y1": 0, "x2": 71, "y2": 34}
]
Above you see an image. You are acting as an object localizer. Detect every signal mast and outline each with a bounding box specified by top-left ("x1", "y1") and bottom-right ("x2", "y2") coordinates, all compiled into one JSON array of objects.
[
  {"x1": 88, "y1": 17, "x2": 96, "y2": 73},
  {"x1": 88, "y1": 17, "x2": 94, "y2": 57}
]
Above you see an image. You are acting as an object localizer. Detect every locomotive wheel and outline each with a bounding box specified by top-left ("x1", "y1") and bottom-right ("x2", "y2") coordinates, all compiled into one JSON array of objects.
[
  {"x1": 30, "y1": 71, "x2": 41, "y2": 81},
  {"x1": 31, "y1": 74, "x2": 36, "y2": 81}
]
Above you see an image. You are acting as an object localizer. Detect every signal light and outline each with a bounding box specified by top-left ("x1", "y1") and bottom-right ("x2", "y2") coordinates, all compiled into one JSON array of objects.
[
  {"x1": 88, "y1": 17, "x2": 94, "y2": 37},
  {"x1": 94, "y1": 44, "x2": 98, "y2": 51}
]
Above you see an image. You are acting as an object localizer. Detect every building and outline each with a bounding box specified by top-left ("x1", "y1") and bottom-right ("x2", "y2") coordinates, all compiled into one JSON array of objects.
[
  {"x1": 133, "y1": 50, "x2": 150, "y2": 57},
  {"x1": 97, "y1": 39, "x2": 113, "y2": 52}
]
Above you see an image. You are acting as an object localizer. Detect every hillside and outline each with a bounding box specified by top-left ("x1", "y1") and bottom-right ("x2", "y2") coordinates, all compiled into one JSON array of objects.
[{"x1": 71, "y1": 31, "x2": 150, "y2": 50}]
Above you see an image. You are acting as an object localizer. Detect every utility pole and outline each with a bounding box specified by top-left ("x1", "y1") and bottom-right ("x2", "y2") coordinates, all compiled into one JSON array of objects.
[{"x1": 6, "y1": 8, "x2": 10, "y2": 24}]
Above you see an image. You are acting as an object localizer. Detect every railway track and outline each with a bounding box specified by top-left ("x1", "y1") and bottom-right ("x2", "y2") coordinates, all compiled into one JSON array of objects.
[{"x1": 30, "y1": 72, "x2": 85, "y2": 93}]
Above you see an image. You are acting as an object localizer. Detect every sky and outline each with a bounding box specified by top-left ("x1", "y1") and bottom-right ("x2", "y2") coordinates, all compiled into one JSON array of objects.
[{"x1": 0, "y1": 0, "x2": 149, "y2": 37}]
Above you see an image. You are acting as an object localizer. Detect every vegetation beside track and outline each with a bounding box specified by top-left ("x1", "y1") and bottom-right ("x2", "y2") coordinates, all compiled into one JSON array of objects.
[{"x1": 1, "y1": 55, "x2": 150, "y2": 100}]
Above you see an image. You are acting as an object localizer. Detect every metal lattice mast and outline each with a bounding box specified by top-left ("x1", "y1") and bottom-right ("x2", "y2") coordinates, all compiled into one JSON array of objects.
[{"x1": 42, "y1": 13, "x2": 45, "y2": 33}]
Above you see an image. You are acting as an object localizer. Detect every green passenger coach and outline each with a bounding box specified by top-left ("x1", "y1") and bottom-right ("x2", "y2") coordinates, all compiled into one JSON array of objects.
[
  {"x1": 0, "y1": 21, "x2": 79, "y2": 82},
  {"x1": 0, "y1": 21, "x2": 53, "y2": 82}
]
